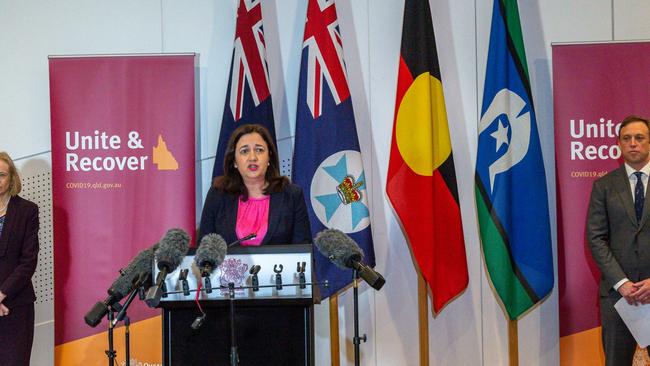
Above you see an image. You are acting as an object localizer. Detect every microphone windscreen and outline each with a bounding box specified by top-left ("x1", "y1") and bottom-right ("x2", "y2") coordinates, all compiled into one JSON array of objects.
[
  {"x1": 155, "y1": 228, "x2": 190, "y2": 271},
  {"x1": 161, "y1": 228, "x2": 191, "y2": 252},
  {"x1": 108, "y1": 245, "x2": 156, "y2": 298},
  {"x1": 314, "y1": 229, "x2": 363, "y2": 269},
  {"x1": 194, "y1": 233, "x2": 228, "y2": 270}
]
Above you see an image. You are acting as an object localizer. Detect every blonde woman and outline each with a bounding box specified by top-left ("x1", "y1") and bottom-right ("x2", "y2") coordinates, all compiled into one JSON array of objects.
[{"x1": 0, "y1": 152, "x2": 39, "y2": 366}]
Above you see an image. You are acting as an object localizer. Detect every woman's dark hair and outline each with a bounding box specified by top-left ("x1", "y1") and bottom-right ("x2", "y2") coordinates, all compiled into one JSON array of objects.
[{"x1": 213, "y1": 124, "x2": 288, "y2": 200}]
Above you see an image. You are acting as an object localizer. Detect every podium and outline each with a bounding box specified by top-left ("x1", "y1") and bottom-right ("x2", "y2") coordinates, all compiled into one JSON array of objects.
[{"x1": 157, "y1": 244, "x2": 315, "y2": 366}]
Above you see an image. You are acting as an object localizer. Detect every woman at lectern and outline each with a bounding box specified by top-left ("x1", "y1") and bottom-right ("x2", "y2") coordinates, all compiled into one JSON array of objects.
[
  {"x1": 199, "y1": 124, "x2": 311, "y2": 246},
  {"x1": 0, "y1": 152, "x2": 40, "y2": 366}
]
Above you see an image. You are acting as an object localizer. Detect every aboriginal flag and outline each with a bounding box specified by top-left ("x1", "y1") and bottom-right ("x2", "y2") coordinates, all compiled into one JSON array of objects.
[{"x1": 386, "y1": 0, "x2": 468, "y2": 313}]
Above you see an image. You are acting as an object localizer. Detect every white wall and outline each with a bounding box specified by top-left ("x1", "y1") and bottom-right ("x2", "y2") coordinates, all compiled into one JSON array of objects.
[{"x1": 3, "y1": 0, "x2": 650, "y2": 365}]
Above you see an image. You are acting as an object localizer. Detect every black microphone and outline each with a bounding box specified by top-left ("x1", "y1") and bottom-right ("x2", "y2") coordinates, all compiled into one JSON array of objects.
[
  {"x1": 84, "y1": 244, "x2": 157, "y2": 327},
  {"x1": 144, "y1": 228, "x2": 190, "y2": 307},
  {"x1": 314, "y1": 229, "x2": 386, "y2": 291},
  {"x1": 227, "y1": 233, "x2": 256, "y2": 247}
]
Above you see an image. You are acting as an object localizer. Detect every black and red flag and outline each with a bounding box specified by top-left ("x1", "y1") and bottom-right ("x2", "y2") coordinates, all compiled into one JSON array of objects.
[{"x1": 386, "y1": 0, "x2": 468, "y2": 313}]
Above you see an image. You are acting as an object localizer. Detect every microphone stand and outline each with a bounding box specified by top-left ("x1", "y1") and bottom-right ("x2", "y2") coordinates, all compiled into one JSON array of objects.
[
  {"x1": 124, "y1": 315, "x2": 131, "y2": 366},
  {"x1": 352, "y1": 269, "x2": 366, "y2": 366},
  {"x1": 112, "y1": 286, "x2": 139, "y2": 327},
  {"x1": 228, "y1": 282, "x2": 239, "y2": 366},
  {"x1": 105, "y1": 307, "x2": 117, "y2": 366},
  {"x1": 109, "y1": 277, "x2": 145, "y2": 366}
]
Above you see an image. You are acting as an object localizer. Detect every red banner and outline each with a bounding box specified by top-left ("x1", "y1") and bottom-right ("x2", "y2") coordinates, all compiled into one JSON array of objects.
[
  {"x1": 49, "y1": 55, "x2": 196, "y2": 365},
  {"x1": 554, "y1": 42, "x2": 650, "y2": 365}
]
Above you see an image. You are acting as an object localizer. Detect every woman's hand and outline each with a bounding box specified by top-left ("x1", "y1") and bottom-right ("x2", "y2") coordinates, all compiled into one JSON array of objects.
[{"x1": 0, "y1": 290, "x2": 5, "y2": 304}]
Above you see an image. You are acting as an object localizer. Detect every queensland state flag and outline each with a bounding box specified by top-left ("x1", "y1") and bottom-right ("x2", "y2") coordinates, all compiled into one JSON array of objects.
[
  {"x1": 475, "y1": 0, "x2": 553, "y2": 320},
  {"x1": 293, "y1": 0, "x2": 375, "y2": 299},
  {"x1": 385, "y1": 0, "x2": 468, "y2": 313},
  {"x1": 212, "y1": 0, "x2": 277, "y2": 177}
]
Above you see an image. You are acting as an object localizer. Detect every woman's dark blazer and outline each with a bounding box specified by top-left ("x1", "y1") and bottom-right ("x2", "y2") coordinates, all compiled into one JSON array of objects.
[
  {"x1": 0, "y1": 195, "x2": 39, "y2": 308},
  {"x1": 198, "y1": 183, "x2": 312, "y2": 245}
]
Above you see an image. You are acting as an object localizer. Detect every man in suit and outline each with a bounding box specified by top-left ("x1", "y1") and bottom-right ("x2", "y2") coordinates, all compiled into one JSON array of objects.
[{"x1": 588, "y1": 115, "x2": 650, "y2": 365}]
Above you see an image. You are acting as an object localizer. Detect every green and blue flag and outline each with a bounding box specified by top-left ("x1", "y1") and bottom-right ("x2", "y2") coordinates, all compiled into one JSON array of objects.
[{"x1": 475, "y1": 0, "x2": 554, "y2": 319}]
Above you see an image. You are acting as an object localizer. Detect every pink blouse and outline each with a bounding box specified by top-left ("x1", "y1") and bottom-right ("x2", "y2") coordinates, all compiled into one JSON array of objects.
[{"x1": 235, "y1": 195, "x2": 270, "y2": 246}]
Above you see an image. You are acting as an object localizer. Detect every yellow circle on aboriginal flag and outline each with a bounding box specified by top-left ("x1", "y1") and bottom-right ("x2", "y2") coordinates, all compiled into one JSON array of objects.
[{"x1": 396, "y1": 73, "x2": 452, "y2": 176}]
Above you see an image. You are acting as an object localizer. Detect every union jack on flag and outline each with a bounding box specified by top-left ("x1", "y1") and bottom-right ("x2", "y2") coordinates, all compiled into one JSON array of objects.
[
  {"x1": 212, "y1": 0, "x2": 276, "y2": 177},
  {"x1": 302, "y1": 0, "x2": 350, "y2": 119},
  {"x1": 293, "y1": 0, "x2": 375, "y2": 299}
]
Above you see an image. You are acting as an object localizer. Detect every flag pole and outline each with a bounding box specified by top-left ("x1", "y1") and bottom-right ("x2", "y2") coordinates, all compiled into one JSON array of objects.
[
  {"x1": 508, "y1": 319, "x2": 518, "y2": 366},
  {"x1": 418, "y1": 272, "x2": 429, "y2": 366},
  {"x1": 329, "y1": 295, "x2": 341, "y2": 366}
]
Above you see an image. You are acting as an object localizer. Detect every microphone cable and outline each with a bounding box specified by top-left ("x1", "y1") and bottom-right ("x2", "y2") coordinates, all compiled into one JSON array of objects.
[{"x1": 191, "y1": 279, "x2": 207, "y2": 329}]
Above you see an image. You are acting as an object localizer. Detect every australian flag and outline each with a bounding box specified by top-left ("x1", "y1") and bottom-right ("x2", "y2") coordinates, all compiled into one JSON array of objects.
[
  {"x1": 292, "y1": 0, "x2": 375, "y2": 299},
  {"x1": 212, "y1": 0, "x2": 277, "y2": 177}
]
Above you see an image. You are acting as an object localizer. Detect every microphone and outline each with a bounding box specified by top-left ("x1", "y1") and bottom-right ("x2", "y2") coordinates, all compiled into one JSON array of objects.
[
  {"x1": 227, "y1": 233, "x2": 256, "y2": 247},
  {"x1": 84, "y1": 244, "x2": 157, "y2": 327},
  {"x1": 190, "y1": 234, "x2": 228, "y2": 329},
  {"x1": 249, "y1": 265, "x2": 261, "y2": 291},
  {"x1": 195, "y1": 233, "x2": 228, "y2": 276},
  {"x1": 144, "y1": 228, "x2": 191, "y2": 307},
  {"x1": 314, "y1": 229, "x2": 386, "y2": 291},
  {"x1": 194, "y1": 233, "x2": 228, "y2": 294}
]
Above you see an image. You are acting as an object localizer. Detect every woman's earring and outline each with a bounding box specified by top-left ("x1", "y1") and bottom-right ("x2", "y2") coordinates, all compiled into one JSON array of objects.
[{"x1": 234, "y1": 164, "x2": 238, "y2": 168}]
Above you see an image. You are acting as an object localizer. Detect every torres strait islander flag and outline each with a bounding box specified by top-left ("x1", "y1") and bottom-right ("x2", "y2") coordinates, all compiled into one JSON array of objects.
[
  {"x1": 475, "y1": 0, "x2": 553, "y2": 320},
  {"x1": 293, "y1": 0, "x2": 375, "y2": 299},
  {"x1": 212, "y1": 0, "x2": 277, "y2": 177},
  {"x1": 386, "y1": 0, "x2": 468, "y2": 313}
]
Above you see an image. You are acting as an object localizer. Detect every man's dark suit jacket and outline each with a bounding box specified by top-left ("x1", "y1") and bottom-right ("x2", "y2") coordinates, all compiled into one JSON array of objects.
[
  {"x1": 587, "y1": 165, "x2": 650, "y2": 297},
  {"x1": 0, "y1": 195, "x2": 39, "y2": 308},
  {"x1": 587, "y1": 164, "x2": 650, "y2": 364},
  {"x1": 198, "y1": 183, "x2": 312, "y2": 245}
]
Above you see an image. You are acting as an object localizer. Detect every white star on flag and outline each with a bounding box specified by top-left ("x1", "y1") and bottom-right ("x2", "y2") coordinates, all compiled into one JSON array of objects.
[{"x1": 490, "y1": 118, "x2": 509, "y2": 152}]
